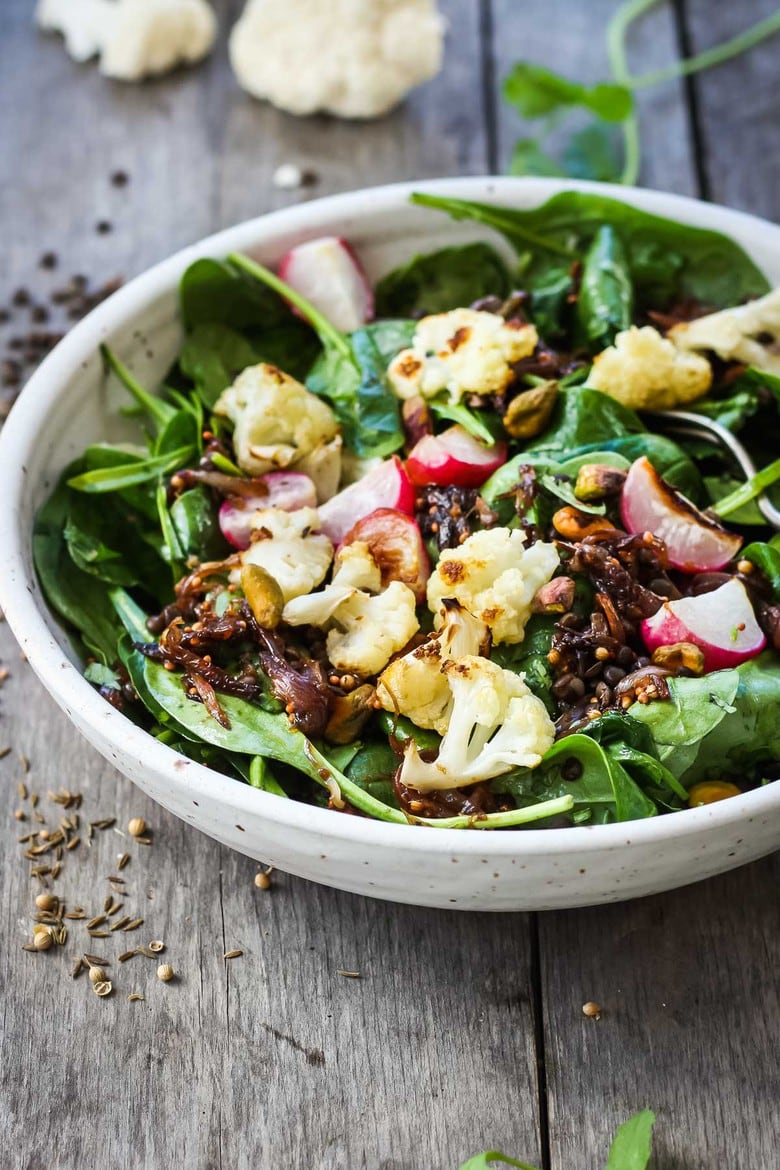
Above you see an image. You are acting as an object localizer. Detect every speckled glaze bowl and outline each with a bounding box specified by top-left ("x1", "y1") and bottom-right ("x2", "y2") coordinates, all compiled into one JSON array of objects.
[{"x1": 1, "y1": 177, "x2": 778, "y2": 910}]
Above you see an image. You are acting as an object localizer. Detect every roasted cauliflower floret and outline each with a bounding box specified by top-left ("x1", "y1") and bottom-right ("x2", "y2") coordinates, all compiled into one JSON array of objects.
[
  {"x1": 399, "y1": 656, "x2": 555, "y2": 791},
  {"x1": 376, "y1": 600, "x2": 490, "y2": 734},
  {"x1": 240, "y1": 507, "x2": 333, "y2": 603},
  {"x1": 214, "y1": 362, "x2": 340, "y2": 480},
  {"x1": 670, "y1": 287, "x2": 780, "y2": 376},
  {"x1": 587, "y1": 325, "x2": 712, "y2": 409},
  {"x1": 283, "y1": 542, "x2": 419, "y2": 676},
  {"x1": 427, "y1": 528, "x2": 559, "y2": 646},
  {"x1": 387, "y1": 308, "x2": 538, "y2": 403}
]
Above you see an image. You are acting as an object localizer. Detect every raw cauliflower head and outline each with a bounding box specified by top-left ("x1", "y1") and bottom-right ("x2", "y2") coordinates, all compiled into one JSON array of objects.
[
  {"x1": 427, "y1": 528, "x2": 559, "y2": 646},
  {"x1": 214, "y1": 363, "x2": 340, "y2": 479},
  {"x1": 377, "y1": 600, "x2": 490, "y2": 734},
  {"x1": 37, "y1": 0, "x2": 217, "y2": 80},
  {"x1": 283, "y1": 542, "x2": 419, "y2": 677},
  {"x1": 587, "y1": 325, "x2": 712, "y2": 409},
  {"x1": 388, "y1": 309, "x2": 538, "y2": 403},
  {"x1": 670, "y1": 287, "x2": 780, "y2": 376},
  {"x1": 399, "y1": 656, "x2": 555, "y2": 791},
  {"x1": 229, "y1": 0, "x2": 444, "y2": 119},
  {"x1": 240, "y1": 506, "x2": 333, "y2": 603}
]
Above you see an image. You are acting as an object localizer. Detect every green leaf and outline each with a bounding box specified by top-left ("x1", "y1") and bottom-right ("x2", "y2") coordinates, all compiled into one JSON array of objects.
[
  {"x1": 576, "y1": 225, "x2": 633, "y2": 350},
  {"x1": 710, "y1": 457, "x2": 780, "y2": 519},
  {"x1": 503, "y1": 63, "x2": 632, "y2": 122},
  {"x1": 101, "y1": 345, "x2": 176, "y2": 430},
  {"x1": 67, "y1": 446, "x2": 194, "y2": 493},
  {"x1": 248, "y1": 755, "x2": 288, "y2": 797},
  {"x1": 741, "y1": 539, "x2": 780, "y2": 600},
  {"x1": 525, "y1": 387, "x2": 644, "y2": 458},
  {"x1": 509, "y1": 139, "x2": 565, "y2": 178},
  {"x1": 170, "y1": 487, "x2": 226, "y2": 562},
  {"x1": 375, "y1": 243, "x2": 511, "y2": 317},
  {"x1": 562, "y1": 123, "x2": 623, "y2": 182},
  {"x1": 458, "y1": 1153, "x2": 539, "y2": 1170},
  {"x1": 430, "y1": 398, "x2": 498, "y2": 445},
  {"x1": 180, "y1": 258, "x2": 290, "y2": 331},
  {"x1": 604, "y1": 1110, "x2": 656, "y2": 1170},
  {"x1": 84, "y1": 662, "x2": 121, "y2": 688},
  {"x1": 179, "y1": 323, "x2": 258, "y2": 408}
]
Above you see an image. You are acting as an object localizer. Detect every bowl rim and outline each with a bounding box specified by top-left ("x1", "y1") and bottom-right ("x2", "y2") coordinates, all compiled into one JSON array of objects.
[{"x1": 2, "y1": 174, "x2": 779, "y2": 859}]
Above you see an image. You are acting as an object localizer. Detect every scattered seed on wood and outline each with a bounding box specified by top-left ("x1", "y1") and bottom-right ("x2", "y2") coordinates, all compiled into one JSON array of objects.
[
  {"x1": 72, "y1": 959, "x2": 84, "y2": 979},
  {"x1": 65, "y1": 910, "x2": 86, "y2": 920},
  {"x1": 86, "y1": 915, "x2": 106, "y2": 930},
  {"x1": 91, "y1": 817, "x2": 116, "y2": 831},
  {"x1": 29, "y1": 793, "x2": 38, "y2": 808},
  {"x1": 254, "y1": 869, "x2": 272, "y2": 890},
  {"x1": 51, "y1": 862, "x2": 62, "y2": 879},
  {"x1": 33, "y1": 930, "x2": 53, "y2": 951},
  {"x1": 36, "y1": 892, "x2": 57, "y2": 911},
  {"x1": 54, "y1": 926, "x2": 67, "y2": 945},
  {"x1": 127, "y1": 993, "x2": 144, "y2": 1002},
  {"x1": 108, "y1": 902, "x2": 124, "y2": 917},
  {"x1": 224, "y1": 949, "x2": 243, "y2": 960},
  {"x1": 88, "y1": 965, "x2": 108, "y2": 985},
  {"x1": 110, "y1": 917, "x2": 131, "y2": 932},
  {"x1": 19, "y1": 755, "x2": 30, "y2": 773},
  {"x1": 17, "y1": 781, "x2": 28, "y2": 799},
  {"x1": 118, "y1": 949, "x2": 137, "y2": 963},
  {"x1": 93, "y1": 981, "x2": 113, "y2": 997},
  {"x1": 148, "y1": 940, "x2": 165, "y2": 953},
  {"x1": 117, "y1": 852, "x2": 130, "y2": 870},
  {"x1": 582, "y1": 1001, "x2": 602, "y2": 1020},
  {"x1": 335, "y1": 970, "x2": 362, "y2": 978},
  {"x1": 128, "y1": 817, "x2": 146, "y2": 837},
  {"x1": 157, "y1": 963, "x2": 175, "y2": 982},
  {"x1": 83, "y1": 954, "x2": 110, "y2": 967},
  {"x1": 14, "y1": 809, "x2": 25, "y2": 821},
  {"x1": 88, "y1": 930, "x2": 110, "y2": 938},
  {"x1": 1, "y1": 748, "x2": 15, "y2": 762},
  {"x1": 123, "y1": 918, "x2": 144, "y2": 932},
  {"x1": 66, "y1": 837, "x2": 80, "y2": 851},
  {"x1": 22, "y1": 944, "x2": 38, "y2": 953},
  {"x1": 134, "y1": 836, "x2": 152, "y2": 846},
  {"x1": 106, "y1": 875, "x2": 125, "y2": 884}
]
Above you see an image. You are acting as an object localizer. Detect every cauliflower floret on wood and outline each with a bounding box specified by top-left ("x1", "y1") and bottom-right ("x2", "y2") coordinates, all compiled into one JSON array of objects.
[
  {"x1": 670, "y1": 287, "x2": 780, "y2": 377},
  {"x1": 214, "y1": 363, "x2": 340, "y2": 481},
  {"x1": 427, "y1": 528, "x2": 559, "y2": 646},
  {"x1": 37, "y1": 0, "x2": 217, "y2": 80},
  {"x1": 587, "y1": 325, "x2": 712, "y2": 409},
  {"x1": 229, "y1": 0, "x2": 444, "y2": 119},
  {"x1": 377, "y1": 600, "x2": 490, "y2": 734},
  {"x1": 387, "y1": 309, "x2": 538, "y2": 403},
  {"x1": 284, "y1": 542, "x2": 419, "y2": 677},
  {"x1": 399, "y1": 656, "x2": 555, "y2": 791},
  {"x1": 240, "y1": 507, "x2": 333, "y2": 603}
]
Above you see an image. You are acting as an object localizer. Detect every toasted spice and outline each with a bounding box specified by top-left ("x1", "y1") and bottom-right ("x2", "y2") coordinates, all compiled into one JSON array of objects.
[
  {"x1": 254, "y1": 868, "x2": 272, "y2": 890},
  {"x1": 93, "y1": 981, "x2": 113, "y2": 997},
  {"x1": 118, "y1": 949, "x2": 138, "y2": 963},
  {"x1": 128, "y1": 817, "x2": 146, "y2": 838},
  {"x1": 71, "y1": 958, "x2": 85, "y2": 979},
  {"x1": 335, "y1": 970, "x2": 362, "y2": 978},
  {"x1": 83, "y1": 954, "x2": 110, "y2": 967},
  {"x1": 110, "y1": 916, "x2": 131, "y2": 932},
  {"x1": 117, "y1": 852, "x2": 130, "y2": 870},
  {"x1": 128, "y1": 993, "x2": 145, "y2": 1002},
  {"x1": 148, "y1": 940, "x2": 165, "y2": 953},
  {"x1": 582, "y1": 1001, "x2": 602, "y2": 1019},
  {"x1": 88, "y1": 966, "x2": 108, "y2": 985},
  {"x1": 157, "y1": 963, "x2": 175, "y2": 982},
  {"x1": 123, "y1": 918, "x2": 144, "y2": 932},
  {"x1": 86, "y1": 915, "x2": 107, "y2": 930},
  {"x1": 223, "y1": 949, "x2": 243, "y2": 960}
]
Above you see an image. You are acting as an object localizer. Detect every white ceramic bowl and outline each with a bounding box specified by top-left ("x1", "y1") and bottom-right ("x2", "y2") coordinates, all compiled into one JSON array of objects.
[{"x1": 1, "y1": 177, "x2": 778, "y2": 910}]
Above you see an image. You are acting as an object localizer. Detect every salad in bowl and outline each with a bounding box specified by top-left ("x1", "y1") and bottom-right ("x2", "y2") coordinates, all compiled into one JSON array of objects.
[{"x1": 32, "y1": 189, "x2": 780, "y2": 835}]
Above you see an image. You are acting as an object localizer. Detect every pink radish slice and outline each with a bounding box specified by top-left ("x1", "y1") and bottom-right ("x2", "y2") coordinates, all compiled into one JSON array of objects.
[
  {"x1": 406, "y1": 424, "x2": 507, "y2": 489},
  {"x1": 641, "y1": 578, "x2": 765, "y2": 672},
  {"x1": 219, "y1": 472, "x2": 317, "y2": 549},
  {"x1": 278, "y1": 236, "x2": 374, "y2": 333},
  {"x1": 318, "y1": 456, "x2": 415, "y2": 544},
  {"x1": 621, "y1": 456, "x2": 742, "y2": 572},
  {"x1": 342, "y1": 508, "x2": 430, "y2": 603}
]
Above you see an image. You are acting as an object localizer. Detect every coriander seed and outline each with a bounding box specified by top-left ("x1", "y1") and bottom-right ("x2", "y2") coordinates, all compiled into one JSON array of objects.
[
  {"x1": 128, "y1": 817, "x2": 146, "y2": 837},
  {"x1": 157, "y1": 963, "x2": 174, "y2": 983},
  {"x1": 254, "y1": 870, "x2": 272, "y2": 890},
  {"x1": 33, "y1": 928, "x2": 53, "y2": 951},
  {"x1": 582, "y1": 1001, "x2": 602, "y2": 1019},
  {"x1": 35, "y1": 892, "x2": 57, "y2": 911},
  {"x1": 93, "y1": 981, "x2": 113, "y2": 997},
  {"x1": 88, "y1": 965, "x2": 108, "y2": 985}
]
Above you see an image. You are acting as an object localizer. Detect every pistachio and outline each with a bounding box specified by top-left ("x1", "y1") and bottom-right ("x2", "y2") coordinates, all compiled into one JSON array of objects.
[
  {"x1": 502, "y1": 381, "x2": 558, "y2": 440},
  {"x1": 531, "y1": 577, "x2": 576, "y2": 615},
  {"x1": 240, "y1": 564, "x2": 285, "y2": 629},
  {"x1": 574, "y1": 463, "x2": 627, "y2": 502},
  {"x1": 650, "y1": 641, "x2": 706, "y2": 675},
  {"x1": 324, "y1": 684, "x2": 377, "y2": 745},
  {"x1": 552, "y1": 506, "x2": 618, "y2": 541}
]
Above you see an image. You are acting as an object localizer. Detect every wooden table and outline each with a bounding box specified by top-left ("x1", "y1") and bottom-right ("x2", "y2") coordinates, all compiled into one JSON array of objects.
[{"x1": 1, "y1": 3, "x2": 778, "y2": 1166}]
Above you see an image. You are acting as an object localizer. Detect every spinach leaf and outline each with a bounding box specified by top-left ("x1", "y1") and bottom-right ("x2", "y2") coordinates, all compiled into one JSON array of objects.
[
  {"x1": 101, "y1": 345, "x2": 177, "y2": 430},
  {"x1": 411, "y1": 192, "x2": 769, "y2": 326},
  {"x1": 576, "y1": 225, "x2": 633, "y2": 350},
  {"x1": 742, "y1": 538, "x2": 780, "y2": 600},
  {"x1": 180, "y1": 258, "x2": 289, "y2": 331},
  {"x1": 604, "y1": 1110, "x2": 655, "y2": 1170},
  {"x1": 627, "y1": 668, "x2": 741, "y2": 778},
  {"x1": 67, "y1": 445, "x2": 195, "y2": 494},
  {"x1": 170, "y1": 487, "x2": 225, "y2": 561},
  {"x1": 492, "y1": 615, "x2": 556, "y2": 715},
  {"x1": 375, "y1": 243, "x2": 510, "y2": 317},
  {"x1": 525, "y1": 388, "x2": 644, "y2": 457},
  {"x1": 33, "y1": 477, "x2": 124, "y2": 664},
  {"x1": 503, "y1": 63, "x2": 632, "y2": 122},
  {"x1": 179, "y1": 323, "x2": 258, "y2": 408}
]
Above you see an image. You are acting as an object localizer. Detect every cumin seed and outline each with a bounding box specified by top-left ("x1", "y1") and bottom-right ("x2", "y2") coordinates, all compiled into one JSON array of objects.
[
  {"x1": 88, "y1": 930, "x2": 110, "y2": 938},
  {"x1": 72, "y1": 958, "x2": 84, "y2": 978},
  {"x1": 17, "y1": 781, "x2": 28, "y2": 799},
  {"x1": 20, "y1": 755, "x2": 30, "y2": 773},
  {"x1": 223, "y1": 949, "x2": 243, "y2": 960},
  {"x1": 108, "y1": 902, "x2": 124, "y2": 917},
  {"x1": 118, "y1": 949, "x2": 137, "y2": 962},
  {"x1": 117, "y1": 852, "x2": 130, "y2": 870},
  {"x1": 66, "y1": 837, "x2": 80, "y2": 851},
  {"x1": 86, "y1": 915, "x2": 106, "y2": 930},
  {"x1": 106, "y1": 875, "x2": 125, "y2": 884},
  {"x1": 1, "y1": 747, "x2": 13, "y2": 761},
  {"x1": 110, "y1": 916, "x2": 131, "y2": 932},
  {"x1": 83, "y1": 954, "x2": 110, "y2": 967},
  {"x1": 29, "y1": 793, "x2": 38, "y2": 808},
  {"x1": 123, "y1": 918, "x2": 144, "y2": 932},
  {"x1": 335, "y1": 970, "x2": 362, "y2": 978}
]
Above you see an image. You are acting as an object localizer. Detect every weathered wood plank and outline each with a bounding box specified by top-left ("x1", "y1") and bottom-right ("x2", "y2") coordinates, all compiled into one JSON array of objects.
[
  {"x1": 681, "y1": 0, "x2": 780, "y2": 219},
  {"x1": 489, "y1": 0, "x2": 698, "y2": 194},
  {"x1": 0, "y1": 4, "x2": 544, "y2": 1168},
  {"x1": 538, "y1": 853, "x2": 780, "y2": 1169}
]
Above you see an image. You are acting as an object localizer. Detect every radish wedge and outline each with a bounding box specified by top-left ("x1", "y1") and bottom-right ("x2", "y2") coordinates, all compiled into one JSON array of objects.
[
  {"x1": 406, "y1": 424, "x2": 507, "y2": 489},
  {"x1": 641, "y1": 578, "x2": 766, "y2": 672},
  {"x1": 277, "y1": 236, "x2": 374, "y2": 333},
  {"x1": 219, "y1": 472, "x2": 317, "y2": 549},
  {"x1": 343, "y1": 508, "x2": 430, "y2": 603},
  {"x1": 621, "y1": 456, "x2": 742, "y2": 572},
  {"x1": 318, "y1": 455, "x2": 415, "y2": 544}
]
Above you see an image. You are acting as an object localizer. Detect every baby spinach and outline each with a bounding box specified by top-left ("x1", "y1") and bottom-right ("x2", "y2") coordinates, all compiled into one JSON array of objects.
[
  {"x1": 492, "y1": 615, "x2": 557, "y2": 715},
  {"x1": 741, "y1": 538, "x2": 780, "y2": 600},
  {"x1": 525, "y1": 387, "x2": 644, "y2": 458},
  {"x1": 576, "y1": 225, "x2": 633, "y2": 350},
  {"x1": 179, "y1": 323, "x2": 258, "y2": 408},
  {"x1": 375, "y1": 242, "x2": 511, "y2": 317}
]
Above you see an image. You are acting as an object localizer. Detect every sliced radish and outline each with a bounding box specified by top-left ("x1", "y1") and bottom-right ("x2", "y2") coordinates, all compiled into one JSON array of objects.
[
  {"x1": 641, "y1": 578, "x2": 765, "y2": 672},
  {"x1": 277, "y1": 236, "x2": 374, "y2": 334},
  {"x1": 318, "y1": 455, "x2": 414, "y2": 544},
  {"x1": 342, "y1": 509, "x2": 430, "y2": 603},
  {"x1": 406, "y1": 424, "x2": 507, "y2": 489},
  {"x1": 621, "y1": 456, "x2": 742, "y2": 572},
  {"x1": 219, "y1": 472, "x2": 317, "y2": 549}
]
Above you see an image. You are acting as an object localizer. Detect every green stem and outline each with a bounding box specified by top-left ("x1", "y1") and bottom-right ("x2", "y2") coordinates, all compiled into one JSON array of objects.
[
  {"x1": 711, "y1": 458, "x2": 780, "y2": 518},
  {"x1": 410, "y1": 194, "x2": 577, "y2": 259},
  {"x1": 101, "y1": 344, "x2": 175, "y2": 429},
  {"x1": 67, "y1": 446, "x2": 194, "y2": 493},
  {"x1": 228, "y1": 252, "x2": 353, "y2": 360},
  {"x1": 412, "y1": 794, "x2": 575, "y2": 830},
  {"x1": 607, "y1": 0, "x2": 657, "y2": 186},
  {"x1": 630, "y1": 8, "x2": 780, "y2": 90}
]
